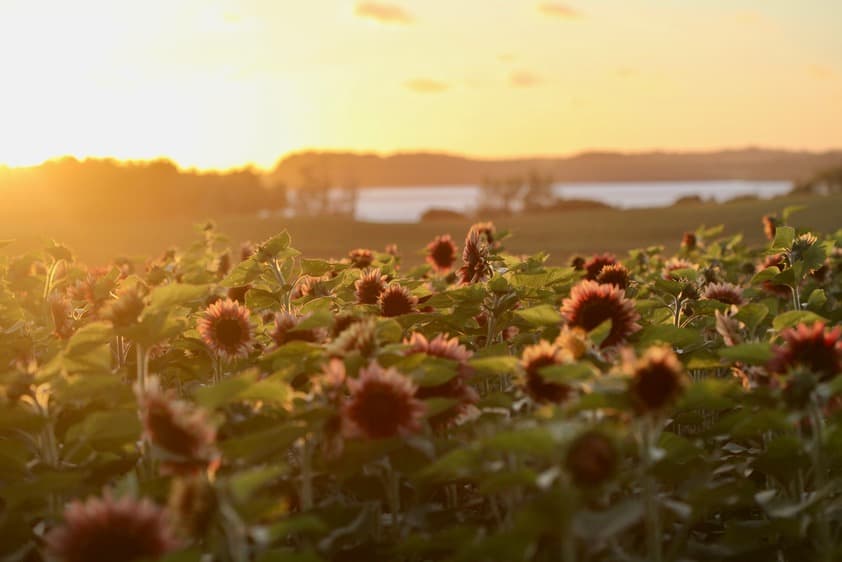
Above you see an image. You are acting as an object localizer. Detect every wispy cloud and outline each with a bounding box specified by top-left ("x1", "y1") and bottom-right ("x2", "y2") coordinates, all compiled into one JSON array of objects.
[
  {"x1": 537, "y1": 3, "x2": 581, "y2": 20},
  {"x1": 405, "y1": 78, "x2": 448, "y2": 93},
  {"x1": 355, "y1": 2, "x2": 413, "y2": 25},
  {"x1": 510, "y1": 70, "x2": 542, "y2": 88}
]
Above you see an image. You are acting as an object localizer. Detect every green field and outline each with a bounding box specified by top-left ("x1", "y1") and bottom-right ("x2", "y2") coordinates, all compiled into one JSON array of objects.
[{"x1": 3, "y1": 193, "x2": 840, "y2": 264}]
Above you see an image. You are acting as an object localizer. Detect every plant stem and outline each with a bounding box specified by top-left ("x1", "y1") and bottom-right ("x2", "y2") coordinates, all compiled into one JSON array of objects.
[
  {"x1": 135, "y1": 344, "x2": 148, "y2": 389},
  {"x1": 810, "y1": 398, "x2": 832, "y2": 561},
  {"x1": 641, "y1": 417, "x2": 663, "y2": 562},
  {"x1": 300, "y1": 436, "x2": 314, "y2": 511}
]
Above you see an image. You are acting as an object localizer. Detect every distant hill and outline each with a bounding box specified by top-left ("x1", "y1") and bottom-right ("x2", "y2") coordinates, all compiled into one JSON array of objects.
[{"x1": 266, "y1": 148, "x2": 842, "y2": 188}]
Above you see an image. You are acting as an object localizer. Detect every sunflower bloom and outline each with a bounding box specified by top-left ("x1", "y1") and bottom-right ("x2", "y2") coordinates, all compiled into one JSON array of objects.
[
  {"x1": 561, "y1": 280, "x2": 641, "y2": 348},
  {"x1": 565, "y1": 430, "x2": 618, "y2": 487},
  {"x1": 521, "y1": 341, "x2": 574, "y2": 404},
  {"x1": 627, "y1": 346, "x2": 687, "y2": 414},
  {"x1": 425, "y1": 235, "x2": 459, "y2": 273},
  {"x1": 702, "y1": 282, "x2": 745, "y2": 306},
  {"x1": 45, "y1": 492, "x2": 179, "y2": 562},
  {"x1": 136, "y1": 378, "x2": 219, "y2": 476},
  {"x1": 768, "y1": 322, "x2": 842, "y2": 381},
  {"x1": 343, "y1": 362, "x2": 426, "y2": 439},
  {"x1": 379, "y1": 284, "x2": 418, "y2": 317},
  {"x1": 197, "y1": 298, "x2": 253, "y2": 360},
  {"x1": 355, "y1": 268, "x2": 387, "y2": 304}
]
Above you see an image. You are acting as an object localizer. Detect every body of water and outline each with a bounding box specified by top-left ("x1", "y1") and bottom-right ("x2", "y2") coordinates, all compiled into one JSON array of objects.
[{"x1": 352, "y1": 180, "x2": 792, "y2": 223}]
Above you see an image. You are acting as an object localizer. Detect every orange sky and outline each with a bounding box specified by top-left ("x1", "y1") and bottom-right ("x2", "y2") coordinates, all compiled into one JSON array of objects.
[{"x1": 0, "y1": 0, "x2": 840, "y2": 170}]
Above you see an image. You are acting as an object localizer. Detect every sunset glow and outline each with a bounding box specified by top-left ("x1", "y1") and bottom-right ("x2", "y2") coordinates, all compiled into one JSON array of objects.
[{"x1": 0, "y1": 0, "x2": 840, "y2": 170}]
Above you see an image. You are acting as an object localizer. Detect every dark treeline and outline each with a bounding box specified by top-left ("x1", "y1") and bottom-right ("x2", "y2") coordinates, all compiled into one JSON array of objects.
[{"x1": 0, "y1": 157, "x2": 286, "y2": 223}]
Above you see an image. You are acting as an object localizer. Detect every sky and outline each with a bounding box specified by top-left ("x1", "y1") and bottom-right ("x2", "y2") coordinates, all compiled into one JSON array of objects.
[{"x1": 0, "y1": 0, "x2": 840, "y2": 170}]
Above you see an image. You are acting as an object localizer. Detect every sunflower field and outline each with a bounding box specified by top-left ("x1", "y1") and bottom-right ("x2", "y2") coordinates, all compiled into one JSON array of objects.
[{"x1": 1, "y1": 208, "x2": 841, "y2": 562}]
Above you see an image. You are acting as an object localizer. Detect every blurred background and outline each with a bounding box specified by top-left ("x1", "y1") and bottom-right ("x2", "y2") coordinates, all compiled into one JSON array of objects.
[{"x1": 0, "y1": 0, "x2": 840, "y2": 263}]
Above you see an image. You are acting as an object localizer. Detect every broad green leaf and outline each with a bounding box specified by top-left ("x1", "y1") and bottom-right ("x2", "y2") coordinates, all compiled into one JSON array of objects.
[
  {"x1": 772, "y1": 310, "x2": 826, "y2": 331},
  {"x1": 771, "y1": 226, "x2": 795, "y2": 250},
  {"x1": 718, "y1": 343, "x2": 773, "y2": 365},
  {"x1": 514, "y1": 304, "x2": 561, "y2": 327},
  {"x1": 636, "y1": 325, "x2": 702, "y2": 348},
  {"x1": 147, "y1": 283, "x2": 210, "y2": 312}
]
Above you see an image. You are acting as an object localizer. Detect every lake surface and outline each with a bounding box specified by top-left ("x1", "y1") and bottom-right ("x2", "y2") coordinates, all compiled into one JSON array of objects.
[{"x1": 352, "y1": 180, "x2": 792, "y2": 223}]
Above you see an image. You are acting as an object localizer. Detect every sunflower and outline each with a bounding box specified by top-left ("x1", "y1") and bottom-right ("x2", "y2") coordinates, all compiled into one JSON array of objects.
[
  {"x1": 343, "y1": 362, "x2": 426, "y2": 439},
  {"x1": 197, "y1": 298, "x2": 253, "y2": 360},
  {"x1": 102, "y1": 285, "x2": 147, "y2": 328},
  {"x1": 584, "y1": 253, "x2": 617, "y2": 280},
  {"x1": 565, "y1": 430, "x2": 618, "y2": 487},
  {"x1": 348, "y1": 248, "x2": 375, "y2": 268},
  {"x1": 702, "y1": 282, "x2": 745, "y2": 306},
  {"x1": 595, "y1": 263, "x2": 630, "y2": 290},
  {"x1": 404, "y1": 332, "x2": 477, "y2": 427},
  {"x1": 328, "y1": 317, "x2": 378, "y2": 358},
  {"x1": 45, "y1": 492, "x2": 179, "y2": 562},
  {"x1": 379, "y1": 284, "x2": 418, "y2": 317},
  {"x1": 762, "y1": 214, "x2": 779, "y2": 241},
  {"x1": 521, "y1": 341, "x2": 574, "y2": 404},
  {"x1": 661, "y1": 258, "x2": 697, "y2": 281},
  {"x1": 458, "y1": 228, "x2": 491, "y2": 285},
  {"x1": 768, "y1": 322, "x2": 842, "y2": 381},
  {"x1": 555, "y1": 326, "x2": 590, "y2": 360},
  {"x1": 270, "y1": 310, "x2": 327, "y2": 346},
  {"x1": 49, "y1": 294, "x2": 75, "y2": 340},
  {"x1": 426, "y1": 234, "x2": 458, "y2": 273},
  {"x1": 136, "y1": 378, "x2": 219, "y2": 476},
  {"x1": 627, "y1": 346, "x2": 687, "y2": 414},
  {"x1": 470, "y1": 221, "x2": 496, "y2": 245},
  {"x1": 561, "y1": 280, "x2": 641, "y2": 348},
  {"x1": 681, "y1": 232, "x2": 697, "y2": 251},
  {"x1": 355, "y1": 268, "x2": 387, "y2": 304}
]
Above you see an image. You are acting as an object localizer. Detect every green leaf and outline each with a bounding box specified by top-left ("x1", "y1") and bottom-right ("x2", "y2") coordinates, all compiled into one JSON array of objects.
[
  {"x1": 636, "y1": 325, "x2": 702, "y2": 348},
  {"x1": 574, "y1": 500, "x2": 644, "y2": 540},
  {"x1": 65, "y1": 409, "x2": 141, "y2": 450},
  {"x1": 220, "y1": 423, "x2": 308, "y2": 463},
  {"x1": 514, "y1": 305, "x2": 561, "y2": 327},
  {"x1": 771, "y1": 226, "x2": 795, "y2": 250},
  {"x1": 807, "y1": 289, "x2": 827, "y2": 311},
  {"x1": 734, "y1": 303, "x2": 769, "y2": 332},
  {"x1": 718, "y1": 343, "x2": 773, "y2": 365},
  {"x1": 221, "y1": 257, "x2": 264, "y2": 287},
  {"x1": 772, "y1": 310, "x2": 826, "y2": 331},
  {"x1": 539, "y1": 362, "x2": 594, "y2": 384},
  {"x1": 147, "y1": 284, "x2": 210, "y2": 312},
  {"x1": 589, "y1": 318, "x2": 612, "y2": 347},
  {"x1": 301, "y1": 259, "x2": 333, "y2": 277},
  {"x1": 677, "y1": 379, "x2": 737, "y2": 411},
  {"x1": 468, "y1": 356, "x2": 519, "y2": 377},
  {"x1": 230, "y1": 465, "x2": 288, "y2": 502},
  {"x1": 781, "y1": 205, "x2": 806, "y2": 222},
  {"x1": 194, "y1": 370, "x2": 262, "y2": 409}
]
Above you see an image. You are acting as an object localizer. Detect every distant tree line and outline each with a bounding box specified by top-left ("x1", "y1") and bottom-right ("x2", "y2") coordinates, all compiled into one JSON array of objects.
[
  {"x1": 792, "y1": 163, "x2": 842, "y2": 196},
  {"x1": 0, "y1": 158, "x2": 286, "y2": 222}
]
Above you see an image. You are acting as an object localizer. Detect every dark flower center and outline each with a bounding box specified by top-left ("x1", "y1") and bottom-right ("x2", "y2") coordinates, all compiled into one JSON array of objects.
[
  {"x1": 634, "y1": 364, "x2": 680, "y2": 410},
  {"x1": 351, "y1": 384, "x2": 410, "y2": 438},
  {"x1": 214, "y1": 317, "x2": 244, "y2": 347}
]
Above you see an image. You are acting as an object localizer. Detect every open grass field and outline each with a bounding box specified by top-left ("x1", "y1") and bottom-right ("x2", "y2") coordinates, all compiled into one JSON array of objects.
[{"x1": 1, "y1": 193, "x2": 840, "y2": 265}]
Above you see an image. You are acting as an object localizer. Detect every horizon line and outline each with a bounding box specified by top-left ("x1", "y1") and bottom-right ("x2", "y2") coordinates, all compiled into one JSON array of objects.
[{"x1": 1, "y1": 144, "x2": 840, "y2": 175}]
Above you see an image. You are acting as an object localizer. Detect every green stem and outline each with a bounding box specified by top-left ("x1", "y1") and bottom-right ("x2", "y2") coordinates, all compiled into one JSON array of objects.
[
  {"x1": 810, "y1": 399, "x2": 832, "y2": 561},
  {"x1": 300, "y1": 437, "x2": 314, "y2": 511},
  {"x1": 641, "y1": 417, "x2": 663, "y2": 562},
  {"x1": 135, "y1": 344, "x2": 148, "y2": 389}
]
